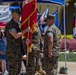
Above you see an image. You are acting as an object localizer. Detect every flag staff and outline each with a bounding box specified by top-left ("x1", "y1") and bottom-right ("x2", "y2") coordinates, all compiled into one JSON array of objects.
[
  {"x1": 65, "y1": 3, "x2": 69, "y2": 37},
  {"x1": 26, "y1": 19, "x2": 30, "y2": 66},
  {"x1": 59, "y1": 2, "x2": 69, "y2": 74},
  {"x1": 64, "y1": 3, "x2": 69, "y2": 67}
]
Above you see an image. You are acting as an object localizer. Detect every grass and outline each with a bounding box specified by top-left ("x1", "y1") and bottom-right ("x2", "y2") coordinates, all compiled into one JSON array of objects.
[
  {"x1": 60, "y1": 35, "x2": 76, "y2": 61},
  {"x1": 58, "y1": 52, "x2": 76, "y2": 62}
]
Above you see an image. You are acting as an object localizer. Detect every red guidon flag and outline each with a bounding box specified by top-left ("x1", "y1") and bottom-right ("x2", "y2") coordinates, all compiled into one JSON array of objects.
[{"x1": 21, "y1": 0, "x2": 37, "y2": 50}]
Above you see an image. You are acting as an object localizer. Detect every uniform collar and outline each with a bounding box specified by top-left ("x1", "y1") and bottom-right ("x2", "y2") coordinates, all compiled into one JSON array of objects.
[
  {"x1": 49, "y1": 23, "x2": 55, "y2": 27},
  {"x1": 11, "y1": 19, "x2": 18, "y2": 24}
]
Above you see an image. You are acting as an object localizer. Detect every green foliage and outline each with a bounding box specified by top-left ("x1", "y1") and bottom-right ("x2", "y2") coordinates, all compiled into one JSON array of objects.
[{"x1": 59, "y1": 52, "x2": 76, "y2": 62}]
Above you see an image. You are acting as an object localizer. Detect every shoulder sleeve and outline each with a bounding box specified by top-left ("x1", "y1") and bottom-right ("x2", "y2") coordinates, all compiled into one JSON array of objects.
[
  {"x1": 9, "y1": 28, "x2": 16, "y2": 33},
  {"x1": 47, "y1": 32, "x2": 53, "y2": 37},
  {"x1": 5, "y1": 22, "x2": 17, "y2": 33}
]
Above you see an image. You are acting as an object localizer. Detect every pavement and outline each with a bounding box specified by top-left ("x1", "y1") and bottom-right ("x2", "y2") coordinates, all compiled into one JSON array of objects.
[
  {"x1": 21, "y1": 62, "x2": 76, "y2": 75},
  {"x1": 20, "y1": 62, "x2": 26, "y2": 73}
]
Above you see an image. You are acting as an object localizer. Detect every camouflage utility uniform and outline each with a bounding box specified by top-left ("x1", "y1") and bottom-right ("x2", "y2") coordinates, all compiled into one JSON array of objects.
[
  {"x1": 43, "y1": 24, "x2": 61, "y2": 75},
  {"x1": 26, "y1": 25, "x2": 41, "y2": 75},
  {"x1": 5, "y1": 19, "x2": 22, "y2": 75}
]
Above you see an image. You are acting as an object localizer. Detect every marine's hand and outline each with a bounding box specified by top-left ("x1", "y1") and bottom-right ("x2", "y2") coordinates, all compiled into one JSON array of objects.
[
  {"x1": 29, "y1": 49, "x2": 32, "y2": 53},
  {"x1": 22, "y1": 55, "x2": 27, "y2": 60},
  {"x1": 25, "y1": 26, "x2": 32, "y2": 32},
  {"x1": 26, "y1": 39, "x2": 30, "y2": 45},
  {"x1": 26, "y1": 39, "x2": 32, "y2": 53}
]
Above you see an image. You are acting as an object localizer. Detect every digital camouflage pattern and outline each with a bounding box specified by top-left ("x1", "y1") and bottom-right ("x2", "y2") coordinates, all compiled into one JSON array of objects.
[
  {"x1": 26, "y1": 25, "x2": 41, "y2": 75},
  {"x1": 43, "y1": 56, "x2": 58, "y2": 75},
  {"x1": 43, "y1": 24, "x2": 61, "y2": 75},
  {"x1": 5, "y1": 19, "x2": 22, "y2": 75}
]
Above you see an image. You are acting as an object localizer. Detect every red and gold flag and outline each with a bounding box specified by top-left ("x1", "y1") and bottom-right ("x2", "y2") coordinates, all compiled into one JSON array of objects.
[{"x1": 21, "y1": 0, "x2": 37, "y2": 50}]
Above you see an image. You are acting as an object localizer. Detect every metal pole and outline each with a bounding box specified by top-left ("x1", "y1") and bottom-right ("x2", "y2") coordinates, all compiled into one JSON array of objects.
[
  {"x1": 65, "y1": 3, "x2": 69, "y2": 36},
  {"x1": 64, "y1": 1, "x2": 67, "y2": 67},
  {"x1": 59, "y1": 1, "x2": 68, "y2": 74}
]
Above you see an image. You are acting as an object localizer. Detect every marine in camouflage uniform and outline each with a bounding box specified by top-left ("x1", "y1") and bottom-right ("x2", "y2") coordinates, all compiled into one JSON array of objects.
[
  {"x1": 43, "y1": 15, "x2": 61, "y2": 75},
  {"x1": 5, "y1": 9, "x2": 30, "y2": 75},
  {"x1": 5, "y1": 18, "x2": 22, "y2": 75},
  {"x1": 26, "y1": 25, "x2": 41, "y2": 75}
]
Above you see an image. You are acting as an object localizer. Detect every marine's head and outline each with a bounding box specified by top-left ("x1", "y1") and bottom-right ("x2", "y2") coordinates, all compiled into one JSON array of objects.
[{"x1": 44, "y1": 14, "x2": 55, "y2": 26}]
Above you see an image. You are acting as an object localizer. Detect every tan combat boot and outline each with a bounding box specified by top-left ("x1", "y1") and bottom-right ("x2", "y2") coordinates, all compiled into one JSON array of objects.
[
  {"x1": 34, "y1": 71, "x2": 41, "y2": 75},
  {"x1": 38, "y1": 66, "x2": 46, "y2": 75}
]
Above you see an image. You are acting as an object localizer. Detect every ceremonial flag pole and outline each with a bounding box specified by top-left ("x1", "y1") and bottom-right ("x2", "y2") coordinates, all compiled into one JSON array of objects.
[{"x1": 26, "y1": 19, "x2": 30, "y2": 66}]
